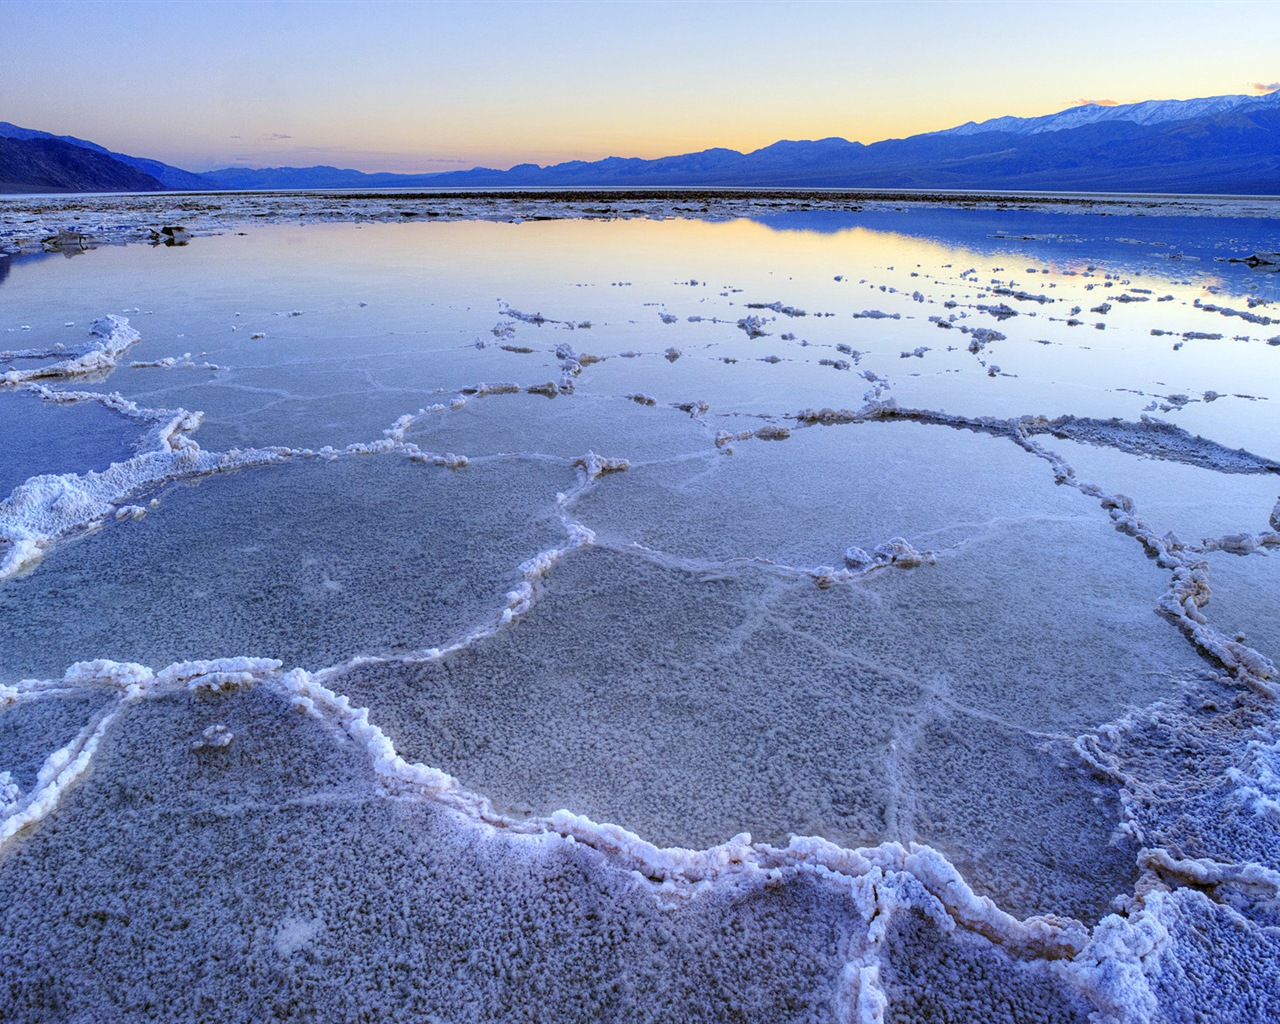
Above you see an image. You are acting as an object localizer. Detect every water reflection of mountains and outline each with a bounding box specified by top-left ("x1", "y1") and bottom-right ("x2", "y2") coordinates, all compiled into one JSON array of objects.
[
  {"x1": 0, "y1": 248, "x2": 95, "y2": 291},
  {"x1": 749, "y1": 208, "x2": 1280, "y2": 291}
]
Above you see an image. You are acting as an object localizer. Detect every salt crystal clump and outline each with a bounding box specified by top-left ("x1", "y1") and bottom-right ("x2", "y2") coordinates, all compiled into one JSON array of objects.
[
  {"x1": 797, "y1": 407, "x2": 861, "y2": 425},
  {"x1": 874, "y1": 538, "x2": 935, "y2": 567},
  {"x1": 736, "y1": 316, "x2": 769, "y2": 338},
  {"x1": 553, "y1": 343, "x2": 585, "y2": 392},
  {"x1": 464, "y1": 381, "x2": 521, "y2": 396},
  {"x1": 384, "y1": 413, "x2": 416, "y2": 441},
  {"x1": 574, "y1": 451, "x2": 630, "y2": 480},
  {"x1": 502, "y1": 582, "x2": 535, "y2": 622},
  {"x1": 1202, "y1": 533, "x2": 1258, "y2": 555},
  {"x1": 843, "y1": 546, "x2": 875, "y2": 571},
  {"x1": 193, "y1": 724, "x2": 234, "y2": 750},
  {"x1": 714, "y1": 429, "x2": 754, "y2": 448},
  {"x1": 964, "y1": 326, "x2": 1006, "y2": 352},
  {"x1": 844, "y1": 538, "x2": 936, "y2": 571},
  {"x1": 1226, "y1": 735, "x2": 1280, "y2": 819},
  {"x1": 745, "y1": 301, "x2": 806, "y2": 317},
  {"x1": 407, "y1": 450, "x2": 468, "y2": 469},
  {"x1": 157, "y1": 658, "x2": 283, "y2": 693},
  {"x1": 129, "y1": 352, "x2": 217, "y2": 371},
  {"x1": 0, "y1": 771, "x2": 19, "y2": 810},
  {"x1": 61, "y1": 659, "x2": 157, "y2": 698},
  {"x1": 1, "y1": 315, "x2": 139, "y2": 385},
  {"x1": 42, "y1": 228, "x2": 90, "y2": 251}
]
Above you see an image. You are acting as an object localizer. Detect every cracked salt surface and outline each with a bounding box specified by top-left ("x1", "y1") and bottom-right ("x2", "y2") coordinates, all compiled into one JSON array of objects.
[
  {"x1": 2, "y1": 200, "x2": 1280, "y2": 1022},
  {"x1": 1, "y1": 455, "x2": 571, "y2": 679},
  {"x1": 0, "y1": 685, "x2": 855, "y2": 1022}
]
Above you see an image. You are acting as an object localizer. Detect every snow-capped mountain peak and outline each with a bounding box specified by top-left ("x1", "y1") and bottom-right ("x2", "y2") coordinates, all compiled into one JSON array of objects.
[{"x1": 936, "y1": 88, "x2": 1280, "y2": 138}]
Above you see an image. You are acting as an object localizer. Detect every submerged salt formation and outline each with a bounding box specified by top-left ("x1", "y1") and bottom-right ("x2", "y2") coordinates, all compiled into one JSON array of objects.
[{"x1": 2, "y1": 200, "x2": 1279, "y2": 1022}]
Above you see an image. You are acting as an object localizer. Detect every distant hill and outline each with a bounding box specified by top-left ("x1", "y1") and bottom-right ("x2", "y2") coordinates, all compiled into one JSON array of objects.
[
  {"x1": 5, "y1": 88, "x2": 1279, "y2": 195},
  {"x1": 198, "y1": 164, "x2": 454, "y2": 190},
  {"x1": 413, "y1": 91, "x2": 1280, "y2": 194},
  {"x1": 0, "y1": 122, "x2": 219, "y2": 190},
  {"x1": 0, "y1": 136, "x2": 167, "y2": 194},
  {"x1": 198, "y1": 89, "x2": 1280, "y2": 196}
]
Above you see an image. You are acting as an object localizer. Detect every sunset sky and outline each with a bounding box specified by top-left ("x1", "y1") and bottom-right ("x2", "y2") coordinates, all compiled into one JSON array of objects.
[{"x1": 3, "y1": 0, "x2": 1277, "y2": 174}]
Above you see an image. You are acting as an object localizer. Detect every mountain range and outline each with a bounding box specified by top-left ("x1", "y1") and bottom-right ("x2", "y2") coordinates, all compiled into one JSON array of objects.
[{"x1": 3, "y1": 89, "x2": 1279, "y2": 196}]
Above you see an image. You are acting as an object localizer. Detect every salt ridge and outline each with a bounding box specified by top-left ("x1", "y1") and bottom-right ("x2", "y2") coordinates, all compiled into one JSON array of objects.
[{"x1": 3, "y1": 221, "x2": 1280, "y2": 1019}]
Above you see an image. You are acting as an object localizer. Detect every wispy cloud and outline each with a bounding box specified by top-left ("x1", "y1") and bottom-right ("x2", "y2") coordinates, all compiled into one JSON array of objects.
[
  {"x1": 1251, "y1": 82, "x2": 1280, "y2": 94},
  {"x1": 265, "y1": 132, "x2": 292, "y2": 141},
  {"x1": 1074, "y1": 98, "x2": 1119, "y2": 107}
]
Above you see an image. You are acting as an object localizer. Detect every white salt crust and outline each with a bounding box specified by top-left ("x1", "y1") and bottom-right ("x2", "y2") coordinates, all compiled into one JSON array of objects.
[
  {"x1": 0, "y1": 315, "x2": 139, "y2": 385},
  {"x1": 0, "y1": 333, "x2": 514, "y2": 583},
  {"x1": 3, "y1": 207, "x2": 1280, "y2": 1021},
  {"x1": 4, "y1": 390, "x2": 1278, "y2": 1016},
  {"x1": 5, "y1": 642, "x2": 1275, "y2": 1023}
]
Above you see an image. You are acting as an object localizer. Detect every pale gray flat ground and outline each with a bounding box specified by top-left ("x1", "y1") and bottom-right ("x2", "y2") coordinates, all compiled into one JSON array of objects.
[{"x1": 3, "y1": 202, "x2": 1280, "y2": 1022}]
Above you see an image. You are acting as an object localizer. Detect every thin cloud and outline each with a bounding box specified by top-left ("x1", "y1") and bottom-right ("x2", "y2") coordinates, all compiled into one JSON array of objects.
[
  {"x1": 1074, "y1": 98, "x2": 1119, "y2": 107},
  {"x1": 265, "y1": 132, "x2": 293, "y2": 141},
  {"x1": 1251, "y1": 82, "x2": 1280, "y2": 94}
]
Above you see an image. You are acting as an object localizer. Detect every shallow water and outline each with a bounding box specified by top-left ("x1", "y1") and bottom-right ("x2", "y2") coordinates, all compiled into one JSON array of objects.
[{"x1": 2, "y1": 203, "x2": 1279, "y2": 1022}]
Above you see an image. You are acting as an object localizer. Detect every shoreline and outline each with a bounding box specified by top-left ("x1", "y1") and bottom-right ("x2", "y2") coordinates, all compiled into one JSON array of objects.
[{"x1": 3, "y1": 187, "x2": 1280, "y2": 258}]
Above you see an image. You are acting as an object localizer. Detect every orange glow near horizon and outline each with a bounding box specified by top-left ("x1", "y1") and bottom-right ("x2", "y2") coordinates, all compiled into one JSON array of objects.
[{"x1": 3, "y1": 1, "x2": 1277, "y2": 175}]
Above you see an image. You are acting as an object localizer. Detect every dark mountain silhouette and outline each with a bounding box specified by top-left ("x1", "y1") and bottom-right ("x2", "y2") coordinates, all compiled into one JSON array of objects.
[
  {"x1": 0, "y1": 136, "x2": 167, "y2": 194},
  {"x1": 200, "y1": 90, "x2": 1280, "y2": 195},
  {"x1": 0, "y1": 122, "x2": 218, "y2": 190},
  {"x1": 4, "y1": 89, "x2": 1278, "y2": 195}
]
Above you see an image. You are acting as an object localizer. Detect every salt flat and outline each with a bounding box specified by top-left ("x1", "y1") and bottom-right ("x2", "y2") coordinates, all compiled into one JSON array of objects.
[{"x1": 2, "y1": 191, "x2": 1279, "y2": 1023}]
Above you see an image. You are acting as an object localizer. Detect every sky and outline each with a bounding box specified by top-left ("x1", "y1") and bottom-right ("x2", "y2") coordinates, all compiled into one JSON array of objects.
[{"x1": 3, "y1": 0, "x2": 1278, "y2": 174}]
